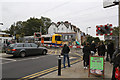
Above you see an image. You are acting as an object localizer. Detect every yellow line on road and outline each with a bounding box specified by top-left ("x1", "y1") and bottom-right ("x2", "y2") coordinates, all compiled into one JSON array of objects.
[
  {"x1": 18, "y1": 58, "x2": 81, "y2": 80},
  {"x1": 19, "y1": 66, "x2": 57, "y2": 79},
  {"x1": 28, "y1": 67, "x2": 58, "y2": 79}
]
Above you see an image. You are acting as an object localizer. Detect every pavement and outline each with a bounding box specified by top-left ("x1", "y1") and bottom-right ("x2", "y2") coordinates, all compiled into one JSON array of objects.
[{"x1": 39, "y1": 59, "x2": 113, "y2": 80}]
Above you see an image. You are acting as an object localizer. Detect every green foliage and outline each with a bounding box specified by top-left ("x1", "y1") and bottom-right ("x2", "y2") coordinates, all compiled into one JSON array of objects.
[
  {"x1": 86, "y1": 36, "x2": 100, "y2": 44},
  {"x1": 6, "y1": 16, "x2": 51, "y2": 38},
  {"x1": 112, "y1": 26, "x2": 119, "y2": 36}
]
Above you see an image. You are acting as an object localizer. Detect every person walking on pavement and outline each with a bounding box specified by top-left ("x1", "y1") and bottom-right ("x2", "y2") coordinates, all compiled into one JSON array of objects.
[
  {"x1": 97, "y1": 42, "x2": 106, "y2": 56},
  {"x1": 97, "y1": 42, "x2": 102, "y2": 56},
  {"x1": 62, "y1": 44, "x2": 70, "y2": 68},
  {"x1": 101, "y1": 42, "x2": 106, "y2": 56},
  {"x1": 90, "y1": 41, "x2": 96, "y2": 56},
  {"x1": 107, "y1": 41, "x2": 115, "y2": 63},
  {"x1": 111, "y1": 49, "x2": 120, "y2": 80},
  {"x1": 82, "y1": 42, "x2": 91, "y2": 69}
]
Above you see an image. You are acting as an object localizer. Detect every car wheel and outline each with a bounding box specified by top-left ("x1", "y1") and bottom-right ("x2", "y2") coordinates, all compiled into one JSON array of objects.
[
  {"x1": 42, "y1": 50, "x2": 47, "y2": 55},
  {"x1": 20, "y1": 52, "x2": 26, "y2": 58}
]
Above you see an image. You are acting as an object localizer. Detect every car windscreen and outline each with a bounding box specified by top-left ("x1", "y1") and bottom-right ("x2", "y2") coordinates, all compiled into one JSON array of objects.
[{"x1": 9, "y1": 44, "x2": 16, "y2": 47}]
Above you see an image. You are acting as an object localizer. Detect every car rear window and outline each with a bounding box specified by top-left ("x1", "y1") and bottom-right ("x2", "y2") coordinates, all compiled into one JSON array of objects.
[{"x1": 9, "y1": 44, "x2": 16, "y2": 47}]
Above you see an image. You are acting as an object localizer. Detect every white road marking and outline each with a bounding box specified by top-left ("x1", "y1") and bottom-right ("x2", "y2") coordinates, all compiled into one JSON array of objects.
[
  {"x1": 0, "y1": 58, "x2": 16, "y2": 61},
  {"x1": 1, "y1": 55, "x2": 52, "y2": 64},
  {"x1": 1, "y1": 61, "x2": 15, "y2": 64}
]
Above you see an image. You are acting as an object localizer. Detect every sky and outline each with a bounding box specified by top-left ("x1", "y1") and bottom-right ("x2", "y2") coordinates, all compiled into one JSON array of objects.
[{"x1": 0, "y1": 0, "x2": 119, "y2": 40}]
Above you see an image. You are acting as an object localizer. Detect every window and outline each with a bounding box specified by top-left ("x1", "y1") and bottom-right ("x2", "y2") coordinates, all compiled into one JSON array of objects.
[
  {"x1": 65, "y1": 36, "x2": 67, "y2": 40},
  {"x1": 24, "y1": 43, "x2": 31, "y2": 47},
  {"x1": 55, "y1": 36, "x2": 61, "y2": 41},
  {"x1": 54, "y1": 28, "x2": 56, "y2": 32},
  {"x1": 71, "y1": 35, "x2": 73, "y2": 38},
  {"x1": 17, "y1": 44, "x2": 23, "y2": 47},
  {"x1": 62, "y1": 28, "x2": 63, "y2": 30},
  {"x1": 44, "y1": 37, "x2": 52, "y2": 41},
  {"x1": 30, "y1": 43, "x2": 38, "y2": 47}
]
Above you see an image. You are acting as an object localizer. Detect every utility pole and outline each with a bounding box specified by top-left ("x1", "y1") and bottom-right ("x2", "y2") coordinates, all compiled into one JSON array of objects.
[
  {"x1": 40, "y1": 26, "x2": 41, "y2": 34},
  {"x1": 118, "y1": 1, "x2": 120, "y2": 49}
]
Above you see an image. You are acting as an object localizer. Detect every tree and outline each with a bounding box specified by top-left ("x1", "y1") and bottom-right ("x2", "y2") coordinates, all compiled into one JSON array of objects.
[
  {"x1": 86, "y1": 35, "x2": 100, "y2": 44},
  {"x1": 6, "y1": 16, "x2": 51, "y2": 37},
  {"x1": 112, "y1": 26, "x2": 119, "y2": 36}
]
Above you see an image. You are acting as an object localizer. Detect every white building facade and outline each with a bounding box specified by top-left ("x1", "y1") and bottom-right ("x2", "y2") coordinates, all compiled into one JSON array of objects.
[{"x1": 48, "y1": 21, "x2": 82, "y2": 45}]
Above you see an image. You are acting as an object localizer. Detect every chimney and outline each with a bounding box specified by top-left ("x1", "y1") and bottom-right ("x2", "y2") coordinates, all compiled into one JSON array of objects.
[
  {"x1": 57, "y1": 22, "x2": 60, "y2": 24},
  {"x1": 65, "y1": 21, "x2": 69, "y2": 23}
]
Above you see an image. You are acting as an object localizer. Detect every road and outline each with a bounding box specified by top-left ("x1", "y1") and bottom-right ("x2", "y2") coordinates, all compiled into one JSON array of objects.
[{"x1": 1, "y1": 48, "x2": 82, "y2": 80}]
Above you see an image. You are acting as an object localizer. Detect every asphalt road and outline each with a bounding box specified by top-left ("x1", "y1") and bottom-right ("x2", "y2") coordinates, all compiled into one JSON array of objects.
[{"x1": 1, "y1": 48, "x2": 82, "y2": 79}]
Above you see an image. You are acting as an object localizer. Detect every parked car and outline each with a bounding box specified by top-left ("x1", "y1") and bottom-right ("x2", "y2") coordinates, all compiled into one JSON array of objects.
[{"x1": 6, "y1": 43, "x2": 48, "y2": 57}]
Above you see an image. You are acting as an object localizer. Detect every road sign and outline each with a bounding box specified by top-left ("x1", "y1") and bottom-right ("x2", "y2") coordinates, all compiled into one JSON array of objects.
[
  {"x1": 89, "y1": 56, "x2": 105, "y2": 78},
  {"x1": 104, "y1": 35, "x2": 118, "y2": 40},
  {"x1": 103, "y1": 0, "x2": 119, "y2": 8}
]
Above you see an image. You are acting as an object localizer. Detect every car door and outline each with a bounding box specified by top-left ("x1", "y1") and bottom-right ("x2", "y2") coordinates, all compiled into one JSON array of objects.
[
  {"x1": 24, "y1": 43, "x2": 33, "y2": 55},
  {"x1": 30, "y1": 43, "x2": 38, "y2": 55}
]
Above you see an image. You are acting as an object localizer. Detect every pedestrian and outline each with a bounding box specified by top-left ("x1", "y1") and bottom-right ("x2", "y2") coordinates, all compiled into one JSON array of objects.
[
  {"x1": 111, "y1": 49, "x2": 120, "y2": 80},
  {"x1": 107, "y1": 41, "x2": 115, "y2": 63},
  {"x1": 61, "y1": 44, "x2": 70, "y2": 68},
  {"x1": 97, "y1": 42, "x2": 102, "y2": 56},
  {"x1": 97, "y1": 42, "x2": 106, "y2": 56},
  {"x1": 100, "y1": 42, "x2": 106, "y2": 56},
  {"x1": 82, "y1": 42, "x2": 91, "y2": 69},
  {"x1": 90, "y1": 41, "x2": 96, "y2": 56}
]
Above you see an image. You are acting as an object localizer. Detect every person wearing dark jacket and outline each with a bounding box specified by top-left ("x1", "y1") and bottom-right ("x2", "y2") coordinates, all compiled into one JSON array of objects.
[
  {"x1": 107, "y1": 42, "x2": 115, "y2": 63},
  {"x1": 111, "y1": 49, "x2": 120, "y2": 80},
  {"x1": 83, "y1": 42, "x2": 91, "y2": 69},
  {"x1": 97, "y1": 42, "x2": 101, "y2": 56},
  {"x1": 97, "y1": 42, "x2": 106, "y2": 56},
  {"x1": 62, "y1": 44, "x2": 70, "y2": 68},
  {"x1": 90, "y1": 41, "x2": 96, "y2": 55}
]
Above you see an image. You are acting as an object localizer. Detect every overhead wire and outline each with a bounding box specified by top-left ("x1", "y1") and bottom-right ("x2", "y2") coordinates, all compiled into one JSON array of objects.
[{"x1": 39, "y1": 0, "x2": 72, "y2": 15}]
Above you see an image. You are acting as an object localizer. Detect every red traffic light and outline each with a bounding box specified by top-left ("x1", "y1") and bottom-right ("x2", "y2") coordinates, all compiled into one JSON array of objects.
[
  {"x1": 105, "y1": 25, "x2": 108, "y2": 29},
  {"x1": 98, "y1": 27, "x2": 101, "y2": 30}
]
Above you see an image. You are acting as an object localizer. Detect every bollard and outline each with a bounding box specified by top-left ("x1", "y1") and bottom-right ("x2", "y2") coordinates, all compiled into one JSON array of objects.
[{"x1": 58, "y1": 55, "x2": 61, "y2": 76}]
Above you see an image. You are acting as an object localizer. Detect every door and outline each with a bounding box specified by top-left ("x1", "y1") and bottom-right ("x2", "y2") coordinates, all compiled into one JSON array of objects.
[
  {"x1": 30, "y1": 43, "x2": 39, "y2": 55},
  {"x1": 24, "y1": 43, "x2": 33, "y2": 55}
]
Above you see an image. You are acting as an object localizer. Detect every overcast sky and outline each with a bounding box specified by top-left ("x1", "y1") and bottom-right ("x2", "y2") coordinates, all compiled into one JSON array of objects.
[{"x1": 0, "y1": 0, "x2": 119, "y2": 40}]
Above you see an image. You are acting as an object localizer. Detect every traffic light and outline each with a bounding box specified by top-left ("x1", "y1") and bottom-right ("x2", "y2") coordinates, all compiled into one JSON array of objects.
[
  {"x1": 104, "y1": 24, "x2": 112, "y2": 35},
  {"x1": 96, "y1": 25, "x2": 105, "y2": 36},
  {"x1": 34, "y1": 32, "x2": 41, "y2": 38},
  {"x1": 96, "y1": 24, "x2": 112, "y2": 36}
]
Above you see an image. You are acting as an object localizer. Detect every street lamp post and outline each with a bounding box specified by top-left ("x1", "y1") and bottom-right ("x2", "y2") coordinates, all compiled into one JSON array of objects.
[{"x1": 86, "y1": 27, "x2": 91, "y2": 35}]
